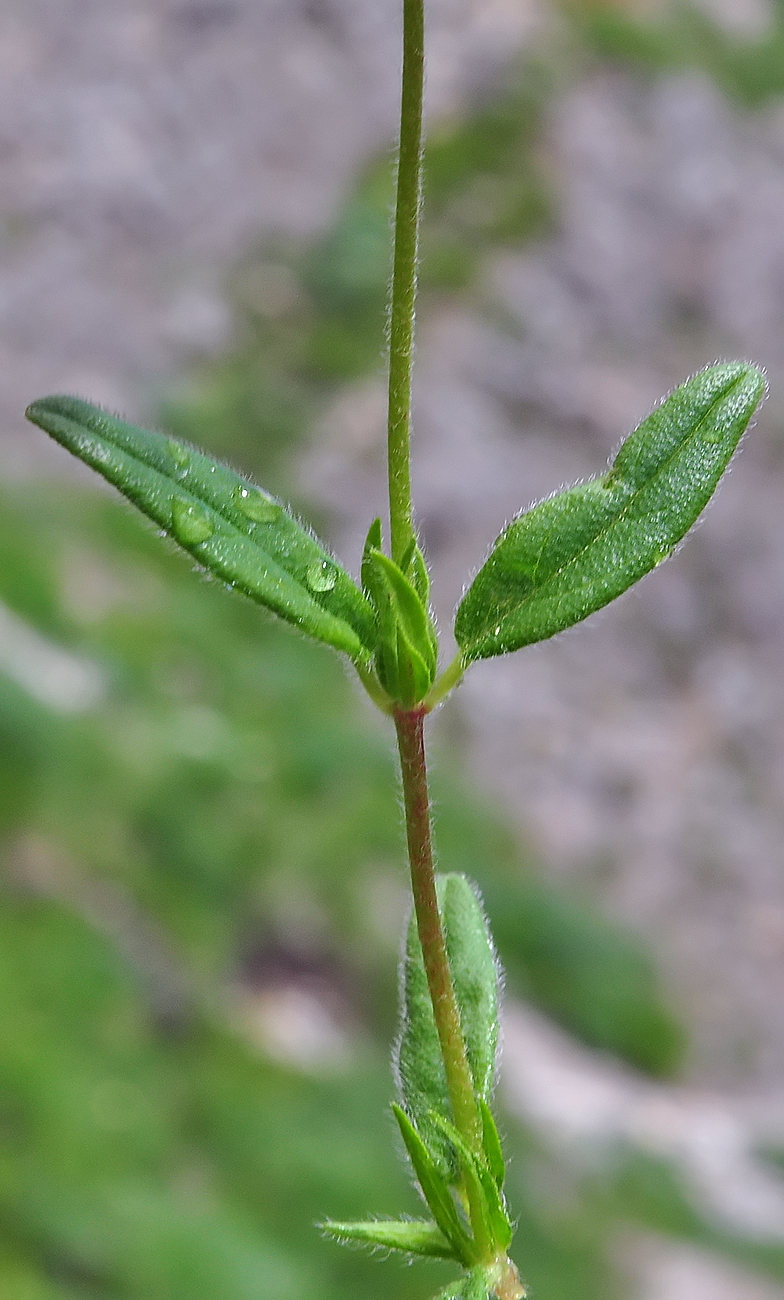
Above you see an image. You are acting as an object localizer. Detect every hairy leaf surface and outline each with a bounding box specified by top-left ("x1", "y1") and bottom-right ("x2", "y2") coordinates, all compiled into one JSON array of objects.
[
  {"x1": 320, "y1": 1218, "x2": 455, "y2": 1259},
  {"x1": 455, "y1": 363, "x2": 765, "y2": 661},
  {"x1": 396, "y1": 874, "x2": 499, "y2": 1179},
  {"x1": 26, "y1": 396, "x2": 377, "y2": 660}
]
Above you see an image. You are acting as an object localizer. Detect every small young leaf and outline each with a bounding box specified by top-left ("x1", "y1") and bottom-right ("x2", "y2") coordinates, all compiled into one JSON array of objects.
[
  {"x1": 479, "y1": 1099, "x2": 505, "y2": 1191},
  {"x1": 392, "y1": 1104, "x2": 474, "y2": 1266},
  {"x1": 430, "y1": 1112, "x2": 513, "y2": 1253},
  {"x1": 395, "y1": 875, "x2": 500, "y2": 1180},
  {"x1": 455, "y1": 362, "x2": 765, "y2": 661},
  {"x1": 362, "y1": 541, "x2": 437, "y2": 706},
  {"x1": 26, "y1": 396, "x2": 377, "y2": 661},
  {"x1": 320, "y1": 1218, "x2": 456, "y2": 1259}
]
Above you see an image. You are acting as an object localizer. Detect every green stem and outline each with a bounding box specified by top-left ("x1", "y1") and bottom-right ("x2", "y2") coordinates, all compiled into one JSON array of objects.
[
  {"x1": 394, "y1": 708, "x2": 484, "y2": 1154},
  {"x1": 387, "y1": 6, "x2": 490, "y2": 1252},
  {"x1": 387, "y1": 0, "x2": 424, "y2": 566}
]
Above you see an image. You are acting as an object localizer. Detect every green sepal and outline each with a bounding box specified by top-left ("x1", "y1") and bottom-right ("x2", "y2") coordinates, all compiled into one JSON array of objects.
[
  {"x1": 479, "y1": 1099, "x2": 505, "y2": 1190},
  {"x1": 430, "y1": 1113, "x2": 513, "y2": 1253},
  {"x1": 392, "y1": 1104, "x2": 475, "y2": 1266},
  {"x1": 26, "y1": 396, "x2": 377, "y2": 661},
  {"x1": 361, "y1": 527, "x2": 438, "y2": 706},
  {"x1": 395, "y1": 875, "x2": 500, "y2": 1181},
  {"x1": 434, "y1": 1268, "x2": 489, "y2": 1300},
  {"x1": 455, "y1": 362, "x2": 765, "y2": 661},
  {"x1": 320, "y1": 1218, "x2": 455, "y2": 1260}
]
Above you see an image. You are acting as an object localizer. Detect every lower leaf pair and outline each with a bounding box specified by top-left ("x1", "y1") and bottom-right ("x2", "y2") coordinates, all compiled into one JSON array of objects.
[
  {"x1": 321, "y1": 1103, "x2": 522, "y2": 1298},
  {"x1": 322, "y1": 874, "x2": 522, "y2": 1299}
]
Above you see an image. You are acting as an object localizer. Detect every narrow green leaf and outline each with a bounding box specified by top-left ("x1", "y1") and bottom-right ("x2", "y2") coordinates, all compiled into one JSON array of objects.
[
  {"x1": 395, "y1": 874, "x2": 500, "y2": 1180},
  {"x1": 26, "y1": 396, "x2": 377, "y2": 661},
  {"x1": 430, "y1": 1113, "x2": 513, "y2": 1253},
  {"x1": 455, "y1": 362, "x2": 765, "y2": 661},
  {"x1": 392, "y1": 1104, "x2": 474, "y2": 1266},
  {"x1": 479, "y1": 1099, "x2": 505, "y2": 1191},
  {"x1": 320, "y1": 1218, "x2": 456, "y2": 1259}
]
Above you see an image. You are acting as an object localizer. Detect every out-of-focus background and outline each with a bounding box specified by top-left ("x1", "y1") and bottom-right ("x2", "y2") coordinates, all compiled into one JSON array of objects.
[{"x1": 3, "y1": 0, "x2": 784, "y2": 1296}]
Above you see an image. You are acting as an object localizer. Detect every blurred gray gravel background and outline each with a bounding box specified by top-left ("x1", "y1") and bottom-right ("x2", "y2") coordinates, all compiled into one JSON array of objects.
[{"x1": 0, "y1": 0, "x2": 537, "y2": 468}]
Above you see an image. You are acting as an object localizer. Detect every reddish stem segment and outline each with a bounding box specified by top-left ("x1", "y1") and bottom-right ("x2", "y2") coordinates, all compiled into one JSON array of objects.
[{"x1": 394, "y1": 707, "x2": 482, "y2": 1152}]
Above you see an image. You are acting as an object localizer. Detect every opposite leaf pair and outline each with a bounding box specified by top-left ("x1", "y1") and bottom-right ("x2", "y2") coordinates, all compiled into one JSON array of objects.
[{"x1": 27, "y1": 362, "x2": 765, "y2": 714}]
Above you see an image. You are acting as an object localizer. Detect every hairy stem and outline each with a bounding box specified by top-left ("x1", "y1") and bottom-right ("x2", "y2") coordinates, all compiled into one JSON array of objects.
[
  {"x1": 387, "y1": 0, "x2": 424, "y2": 566},
  {"x1": 394, "y1": 708, "x2": 484, "y2": 1153}
]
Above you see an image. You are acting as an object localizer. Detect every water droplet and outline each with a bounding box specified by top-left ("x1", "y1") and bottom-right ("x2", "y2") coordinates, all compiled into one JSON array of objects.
[
  {"x1": 233, "y1": 484, "x2": 280, "y2": 523},
  {"x1": 171, "y1": 496, "x2": 214, "y2": 545},
  {"x1": 306, "y1": 559, "x2": 337, "y2": 592},
  {"x1": 168, "y1": 439, "x2": 190, "y2": 478}
]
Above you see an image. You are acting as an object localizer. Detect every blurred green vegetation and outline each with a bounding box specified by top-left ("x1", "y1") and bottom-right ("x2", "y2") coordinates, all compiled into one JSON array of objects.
[
  {"x1": 7, "y1": 14, "x2": 784, "y2": 1297},
  {"x1": 572, "y1": 0, "x2": 784, "y2": 107}
]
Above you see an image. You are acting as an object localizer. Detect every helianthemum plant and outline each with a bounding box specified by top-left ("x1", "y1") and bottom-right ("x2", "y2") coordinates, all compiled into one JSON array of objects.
[{"x1": 25, "y1": 2, "x2": 765, "y2": 1297}]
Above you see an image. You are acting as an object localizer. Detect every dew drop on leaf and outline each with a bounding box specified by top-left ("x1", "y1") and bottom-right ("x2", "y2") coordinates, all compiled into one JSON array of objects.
[
  {"x1": 232, "y1": 484, "x2": 280, "y2": 523},
  {"x1": 171, "y1": 496, "x2": 214, "y2": 545},
  {"x1": 167, "y1": 439, "x2": 190, "y2": 478},
  {"x1": 306, "y1": 559, "x2": 337, "y2": 592}
]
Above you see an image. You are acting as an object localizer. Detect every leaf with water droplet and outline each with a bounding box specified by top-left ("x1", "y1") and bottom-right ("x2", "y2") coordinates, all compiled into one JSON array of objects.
[
  {"x1": 306, "y1": 559, "x2": 337, "y2": 592},
  {"x1": 26, "y1": 396, "x2": 377, "y2": 661},
  {"x1": 171, "y1": 496, "x2": 214, "y2": 545},
  {"x1": 395, "y1": 874, "x2": 500, "y2": 1182},
  {"x1": 232, "y1": 483, "x2": 280, "y2": 524},
  {"x1": 455, "y1": 362, "x2": 765, "y2": 662},
  {"x1": 167, "y1": 438, "x2": 190, "y2": 478}
]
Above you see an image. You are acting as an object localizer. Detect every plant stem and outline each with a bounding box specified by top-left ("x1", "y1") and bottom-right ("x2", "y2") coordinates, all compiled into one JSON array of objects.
[
  {"x1": 387, "y1": 4, "x2": 491, "y2": 1251},
  {"x1": 387, "y1": 0, "x2": 424, "y2": 566},
  {"x1": 394, "y1": 707, "x2": 483, "y2": 1154}
]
